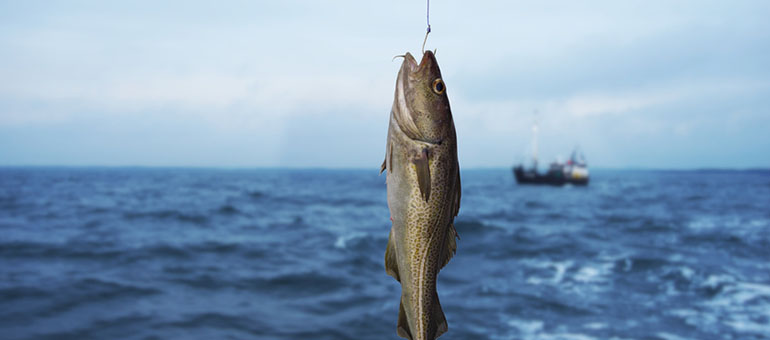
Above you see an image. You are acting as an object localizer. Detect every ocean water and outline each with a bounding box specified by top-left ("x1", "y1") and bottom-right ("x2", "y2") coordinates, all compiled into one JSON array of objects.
[{"x1": 1, "y1": 167, "x2": 769, "y2": 340}]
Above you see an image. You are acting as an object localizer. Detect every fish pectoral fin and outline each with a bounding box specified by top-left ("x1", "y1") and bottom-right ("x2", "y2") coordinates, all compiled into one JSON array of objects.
[
  {"x1": 380, "y1": 143, "x2": 393, "y2": 175},
  {"x1": 397, "y1": 299, "x2": 413, "y2": 340},
  {"x1": 381, "y1": 141, "x2": 393, "y2": 175},
  {"x1": 431, "y1": 292, "x2": 448, "y2": 339},
  {"x1": 440, "y1": 223, "x2": 458, "y2": 269},
  {"x1": 380, "y1": 158, "x2": 387, "y2": 175},
  {"x1": 385, "y1": 229, "x2": 400, "y2": 282},
  {"x1": 413, "y1": 149, "x2": 431, "y2": 202}
]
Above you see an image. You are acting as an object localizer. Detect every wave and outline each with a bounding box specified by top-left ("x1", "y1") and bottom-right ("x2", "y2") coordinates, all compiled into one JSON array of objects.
[
  {"x1": 625, "y1": 223, "x2": 677, "y2": 234},
  {"x1": 667, "y1": 275, "x2": 770, "y2": 337},
  {"x1": 0, "y1": 278, "x2": 162, "y2": 323},
  {"x1": 0, "y1": 286, "x2": 53, "y2": 303},
  {"x1": 253, "y1": 272, "x2": 347, "y2": 297},
  {"x1": 28, "y1": 314, "x2": 155, "y2": 340},
  {"x1": 269, "y1": 195, "x2": 382, "y2": 208},
  {"x1": 248, "y1": 190, "x2": 265, "y2": 199},
  {"x1": 169, "y1": 271, "x2": 348, "y2": 297},
  {"x1": 3, "y1": 168, "x2": 769, "y2": 339},
  {"x1": 158, "y1": 312, "x2": 270, "y2": 337},
  {"x1": 523, "y1": 200, "x2": 547, "y2": 209},
  {"x1": 0, "y1": 241, "x2": 123, "y2": 261},
  {"x1": 502, "y1": 291, "x2": 595, "y2": 316},
  {"x1": 217, "y1": 204, "x2": 240, "y2": 215},
  {"x1": 488, "y1": 237, "x2": 592, "y2": 259},
  {"x1": 0, "y1": 241, "x2": 266, "y2": 264},
  {"x1": 506, "y1": 318, "x2": 601, "y2": 340},
  {"x1": 142, "y1": 242, "x2": 263, "y2": 260},
  {"x1": 122, "y1": 210, "x2": 208, "y2": 225},
  {"x1": 622, "y1": 256, "x2": 670, "y2": 273},
  {"x1": 454, "y1": 220, "x2": 489, "y2": 235}
]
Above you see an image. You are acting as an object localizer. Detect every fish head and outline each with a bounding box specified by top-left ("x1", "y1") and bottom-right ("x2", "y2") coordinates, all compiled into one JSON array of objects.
[{"x1": 394, "y1": 51, "x2": 453, "y2": 144}]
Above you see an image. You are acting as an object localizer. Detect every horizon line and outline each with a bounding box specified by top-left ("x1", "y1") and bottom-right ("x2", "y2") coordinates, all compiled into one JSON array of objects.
[{"x1": 1, "y1": 165, "x2": 769, "y2": 172}]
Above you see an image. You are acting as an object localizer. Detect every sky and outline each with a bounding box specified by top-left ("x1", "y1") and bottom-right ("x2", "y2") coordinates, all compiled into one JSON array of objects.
[{"x1": 1, "y1": 0, "x2": 769, "y2": 169}]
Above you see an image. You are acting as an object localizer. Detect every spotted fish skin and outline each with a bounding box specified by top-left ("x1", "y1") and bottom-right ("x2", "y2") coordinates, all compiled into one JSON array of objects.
[{"x1": 382, "y1": 51, "x2": 461, "y2": 340}]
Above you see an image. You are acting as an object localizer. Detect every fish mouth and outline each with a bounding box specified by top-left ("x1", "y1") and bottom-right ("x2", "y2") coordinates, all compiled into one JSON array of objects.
[
  {"x1": 402, "y1": 51, "x2": 435, "y2": 73},
  {"x1": 418, "y1": 50, "x2": 435, "y2": 70},
  {"x1": 403, "y1": 52, "x2": 419, "y2": 72}
]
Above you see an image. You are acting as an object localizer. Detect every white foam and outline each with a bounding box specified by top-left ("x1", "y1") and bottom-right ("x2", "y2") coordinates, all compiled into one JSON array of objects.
[
  {"x1": 655, "y1": 332, "x2": 690, "y2": 340},
  {"x1": 506, "y1": 318, "x2": 544, "y2": 335},
  {"x1": 701, "y1": 274, "x2": 735, "y2": 289},
  {"x1": 574, "y1": 262, "x2": 613, "y2": 284},
  {"x1": 333, "y1": 232, "x2": 366, "y2": 249},
  {"x1": 552, "y1": 261, "x2": 570, "y2": 284},
  {"x1": 669, "y1": 308, "x2": 718, "y2": 328},
  {"x1": 725, "y1": 319, "x2": 770, "y2": 334},
  {"x1": 521, "y1": 260, "x2": 573, "y2": 286},
  {"x1": 667, "y1": 253, "x2": 684, "y2": 262},
  {"x1": 722, "y1": 282, "x2": 770, "y2": 305},
  {"x1": 574, "y1": 267, "x2": 600, "y2": 283},
  {"x1": 505, "y1": 319, "x2": 598, "y2": 340},
  {"x1": 698, "y1": 280, "x2": 770, "y2": 335},
  {"x1": 582, "y1": 322, "x2": 606, "y2": 330},
  {"x1": 526, "y1": 276, "x2": 545, "y2": 285},
  {"x1": 689, "y1": 215, "x2": 769, "y2": 234},
  {"x1": 687, "y1": 217, "x2": 717, "y2": 231},
  {"x1": 538, "y1": 332, "x2": 596, "y2": 340}
]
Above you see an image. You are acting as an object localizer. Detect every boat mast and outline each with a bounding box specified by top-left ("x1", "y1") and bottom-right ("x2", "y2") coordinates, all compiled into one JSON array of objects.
[{"x1": 531, "y1": 110, "x2": 539, "y2": 169}]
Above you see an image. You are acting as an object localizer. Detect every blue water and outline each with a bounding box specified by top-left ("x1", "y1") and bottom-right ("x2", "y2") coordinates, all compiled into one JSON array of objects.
[{"x1": 1, "y1": 168, "x2": 769, "y2": 340}]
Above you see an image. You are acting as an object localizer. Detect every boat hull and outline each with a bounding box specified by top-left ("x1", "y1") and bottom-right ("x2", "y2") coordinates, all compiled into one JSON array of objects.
[{"x1": 513, "y1": 166, "x2": 589, "y2": 186}]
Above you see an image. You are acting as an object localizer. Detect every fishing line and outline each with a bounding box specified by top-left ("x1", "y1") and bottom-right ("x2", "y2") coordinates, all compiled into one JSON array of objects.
[{"x1": 421, "y1": 0, "x2": 431, "y2": 54}]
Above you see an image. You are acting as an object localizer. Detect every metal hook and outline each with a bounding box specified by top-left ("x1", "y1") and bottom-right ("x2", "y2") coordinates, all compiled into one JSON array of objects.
[{"x1": 422, "y1": 0, "x2": 431, "y2": 54}]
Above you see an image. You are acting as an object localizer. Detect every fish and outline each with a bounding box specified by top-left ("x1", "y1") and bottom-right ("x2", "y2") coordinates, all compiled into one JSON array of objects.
[{"x1": 381, "y1": 50, "x2": 461, "y2": 340}]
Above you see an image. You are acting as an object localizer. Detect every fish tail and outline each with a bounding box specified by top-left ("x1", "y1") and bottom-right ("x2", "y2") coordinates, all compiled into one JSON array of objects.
[{"x1": 396, "y1": 292, "x2": 448, "y2": 340}]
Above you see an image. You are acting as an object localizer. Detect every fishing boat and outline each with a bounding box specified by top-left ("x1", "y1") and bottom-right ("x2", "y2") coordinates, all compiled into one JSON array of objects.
[{"x1": 512, "y1": 121, "x2": 589, "y2": 186}]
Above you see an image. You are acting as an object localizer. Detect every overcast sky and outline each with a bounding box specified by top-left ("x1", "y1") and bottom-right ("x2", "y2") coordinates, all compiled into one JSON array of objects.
[{"x1": 1, "y1": 0, "x2": 768, "y2": 168}]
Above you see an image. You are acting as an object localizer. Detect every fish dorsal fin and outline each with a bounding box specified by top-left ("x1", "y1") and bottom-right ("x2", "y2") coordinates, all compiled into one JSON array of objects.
[
  {"x1": 453, "y1": 166, "x2": 461, "y2": 217},
  {"x1": 440, "y1": 222, "x2": 458, "y2": 269},
  {"x1": 413, "y1": 148, "x2": 431, "y2": 202},
  {"x1": 397, "y1": 299, "x2": 413, "y2": 339},
  {"x1": 439, "y1": 167, "x2": 460, "y2": 270},
  {"x1": 385, "y1": 229, "x2": 400, "y2": 282}
]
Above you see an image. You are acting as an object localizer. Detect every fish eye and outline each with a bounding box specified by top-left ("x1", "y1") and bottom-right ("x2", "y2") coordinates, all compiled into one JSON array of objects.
[{"x1": 432, "y1": 78, "x2": 445, "y2": 95}]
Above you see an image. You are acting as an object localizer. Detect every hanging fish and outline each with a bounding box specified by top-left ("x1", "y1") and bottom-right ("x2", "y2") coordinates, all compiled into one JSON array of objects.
[{"x1": 381, "y1": 50, "x2": 461, "y2": 340}]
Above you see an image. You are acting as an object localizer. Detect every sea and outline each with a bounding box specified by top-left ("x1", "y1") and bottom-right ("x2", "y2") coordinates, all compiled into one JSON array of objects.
[{"x1": 0, "y1": 167, "x2": 769, "y2": 340}]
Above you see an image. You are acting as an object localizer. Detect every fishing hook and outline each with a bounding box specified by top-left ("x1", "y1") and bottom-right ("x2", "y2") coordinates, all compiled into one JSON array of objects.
[{"x1": 422, "y1": 0, "x2": 431, "y2": 54}]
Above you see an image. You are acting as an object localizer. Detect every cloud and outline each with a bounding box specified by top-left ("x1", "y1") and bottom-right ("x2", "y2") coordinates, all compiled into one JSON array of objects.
[
  {"x1": 0, "y1": 68, "x2": 396, "y2": 128},
  {"x1": 454, "y1": 77, "x2": 768, "y2": 128},
  {"x1": 1, "y1": 0, "x2": 769, "y2": 167}
]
